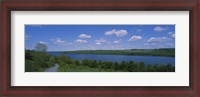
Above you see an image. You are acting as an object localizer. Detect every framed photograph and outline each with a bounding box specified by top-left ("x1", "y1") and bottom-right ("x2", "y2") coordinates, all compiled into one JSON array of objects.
[{"x1": 1, "y1": 0, "x2": 199, "y2": 96}]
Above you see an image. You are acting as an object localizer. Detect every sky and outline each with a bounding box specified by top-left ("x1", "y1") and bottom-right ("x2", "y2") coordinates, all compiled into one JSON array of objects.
[{"x1": 25, "y1": 25, "x2": 175, "y2": 51}]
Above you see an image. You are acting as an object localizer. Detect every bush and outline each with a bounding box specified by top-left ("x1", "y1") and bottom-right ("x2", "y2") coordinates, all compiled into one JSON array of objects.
[{"x1": 25, "y1": 50, "x2": 57, "y2": 72}]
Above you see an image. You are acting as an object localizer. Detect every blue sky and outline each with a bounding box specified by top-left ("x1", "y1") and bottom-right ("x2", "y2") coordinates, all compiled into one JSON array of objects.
[{"x1": 25, "y1": 25, "x2": 175, "y2": 51}]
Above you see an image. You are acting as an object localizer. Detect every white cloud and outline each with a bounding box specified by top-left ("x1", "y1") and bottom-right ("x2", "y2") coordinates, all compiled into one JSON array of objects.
[
  {"x1": 96, "y1": 42, "x2": 102, "y2": 45},
  {"x1": 128, "y1": 35, "x2": 142, "y2": 41},
  {"x1": 168, "y1": 32, "x2": 175, "y2": 38},
  {"x1": 115, "y1": 30, "x2": 128, "y2": 37},
  {"x1": 95, "y1": 39, "x2": 107, "y2": 43},
  {"x1": 136, "y1": 29, "x2": 142, "y2": 32},
  {"x1": 144, "y1": 43, "x2": 156, "y2": 46},
  {"x1": 154, "y1": 26, "x2": 168, "y2": 32},
  {"x1": 39, "y1": 41, "x2": 46, "y2": 44},
  {"x1": 36, "y1": 41, "x2": 47, "y2": 45},
  {"x1": 105, "y1": 29, "x2": 128, "y2": 37},
  {"x1": 113, "y1": 40, "x2": 121, "y2": 44},
  {"x1": 51, "y1": 38, "x2": 68, "y2": 45},
  {"x1": 75, "y1": 39, "x2": 87, "y2": 44},
  {"x1": 78, "y1": 34, "x2": 91, "y2": 38},
  {"x1": 147, "y1": 37, "x2": 168, "y2": 43},
  {"x1": 95, "y1": 39, "x2": 107, "y2": 45},
  {"x1": 171, "y1": 34, "x2": 175, "y2": 38},
  {"x1": 25, "y1": 35, "x2": 31, "y2": 40},
  {"x1": 168, "y1": 32, "x2": 173, "y2": 34},
  {"x1": 165, "y1": 43, "x2": 174, "y2": 46},
  {"x1": 105, "y1": 29, "x2": 116, "y2": 35},
  {"x1": 55, "y1": 40, "x2": 65, "y2": 44}
]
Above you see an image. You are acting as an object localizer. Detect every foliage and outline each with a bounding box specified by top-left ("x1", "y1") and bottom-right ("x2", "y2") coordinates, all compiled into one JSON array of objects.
[
  {"x1": 25, "y1": 50, "x2": 56, "y2": 72},
  {"x1": 34, "y1": 42, "x2": 48, "y2": 52},
  {"x1": 25, "y1": 49, "x2": 175, "y2": 72},
  {"x1": 57, "y1": 58, "x2": 175, "y2": 72}
]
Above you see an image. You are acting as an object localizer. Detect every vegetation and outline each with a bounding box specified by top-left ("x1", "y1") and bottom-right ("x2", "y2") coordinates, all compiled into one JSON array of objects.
[
  {"x1": 25, "y1": 42, "x2": 55, "y2": 72},
  {"x1": 25, "y1": 47, "x2": 175, "y2": 72},
  {"x1": 25, "y1": 50, "x2": 175, "y2": 72},
  {"x1": 34, "y1": 42, "x2": 48, "y2": 52},
  {"x1": 25, "y1": 50, "x2": 57, "y2": 72},
  {"x1": 57, "y1": 56, "x2": 175, "y2": 72},
  {"x1": 63, "y1": 48, "x2": 175, "y2": 57}
]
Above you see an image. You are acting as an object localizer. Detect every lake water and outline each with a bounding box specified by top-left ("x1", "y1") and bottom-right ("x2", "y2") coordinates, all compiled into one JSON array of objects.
[{"x1": 48, "y1": 52, "x2": 175, "y2": 66}]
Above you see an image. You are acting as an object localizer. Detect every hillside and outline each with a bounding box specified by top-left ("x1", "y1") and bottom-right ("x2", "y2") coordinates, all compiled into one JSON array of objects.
[{"x1": 62, "y1": 48, "x2": 175, "y2": 57}]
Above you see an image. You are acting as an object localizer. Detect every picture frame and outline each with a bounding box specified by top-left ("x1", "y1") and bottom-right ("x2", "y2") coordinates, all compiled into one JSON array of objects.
[{"x1": 0, "y1": 0, "x2": 199, "y2": 96}]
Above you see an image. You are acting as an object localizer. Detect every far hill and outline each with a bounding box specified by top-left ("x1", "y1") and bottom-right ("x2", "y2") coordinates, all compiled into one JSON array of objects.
[{"x1": 62, "y1": 48, "x2": 175, "y2": 57}]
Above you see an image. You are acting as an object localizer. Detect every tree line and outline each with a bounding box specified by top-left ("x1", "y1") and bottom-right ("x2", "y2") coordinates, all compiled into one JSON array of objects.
[
  {"x1": 63, "y1": 48, "x2": 175, "y2": 57},
  {"x1": 57, "y1": 53, "x2": 175, "y2": 72}
]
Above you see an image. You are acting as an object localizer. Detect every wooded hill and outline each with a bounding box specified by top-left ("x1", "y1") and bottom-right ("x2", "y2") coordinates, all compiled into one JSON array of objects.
[{"x1": 62, "y1": 48, "x2": 175, "y2": 57}]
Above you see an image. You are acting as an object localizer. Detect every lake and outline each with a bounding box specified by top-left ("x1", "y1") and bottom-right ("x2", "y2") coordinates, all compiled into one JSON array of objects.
[{"x1": 48, "y1": 52, "x2": 175, "y2": 66}]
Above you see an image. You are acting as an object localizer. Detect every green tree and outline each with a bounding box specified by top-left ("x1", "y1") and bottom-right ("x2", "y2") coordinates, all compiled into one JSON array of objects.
[
  {"x1": 128, "y1": 61, "x2": 136, "y2": 72},
  {"x1": 47, "y1": 56, "x2": 57, "y2": 67},
  {"x1": 138, "y1": 62, "x2": 145, "y2": 72},
  {"x1": 82, "y1": 59, "x2": 89, "y2": 66},
  {"x1": 57, "y1": 54, "x2": 72, "y2": 65},
  {"x1": 34, "y1": 42, "x2": 47, "y2": 52},
  {"x1": 114, "y1": 62, "x2": 122, "y2": 70},
  {"x1": 73, "y1": 60, "x2": 80, "y2": 66},
  {"x1": 25, "y1": 49, "x2": 33, "y2": 60},
  {"x1": 88, "y1": 60, "x2": 97, "y2": 68}
]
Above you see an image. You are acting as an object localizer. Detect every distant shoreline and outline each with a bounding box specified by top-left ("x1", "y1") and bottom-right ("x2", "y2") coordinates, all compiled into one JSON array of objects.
[{"x1": 48, "y1": 48, "x2": 175, "y2": 57}]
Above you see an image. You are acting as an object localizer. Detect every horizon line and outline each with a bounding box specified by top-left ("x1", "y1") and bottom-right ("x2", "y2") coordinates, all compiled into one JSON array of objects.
[{"x1": 25, "y1": 48, "x2": 175, "y2": 52}]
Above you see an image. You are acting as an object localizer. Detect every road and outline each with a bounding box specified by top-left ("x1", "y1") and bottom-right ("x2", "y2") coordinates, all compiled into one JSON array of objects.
[{"x1": 45, "y1": 63, "x2": 59, "y2": 72}]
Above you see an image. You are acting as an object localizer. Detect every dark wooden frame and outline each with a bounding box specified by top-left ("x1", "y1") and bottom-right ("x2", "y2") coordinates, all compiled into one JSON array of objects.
[{"x1": 0, "y1": 0, "x2": 199, "y2": 97}]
